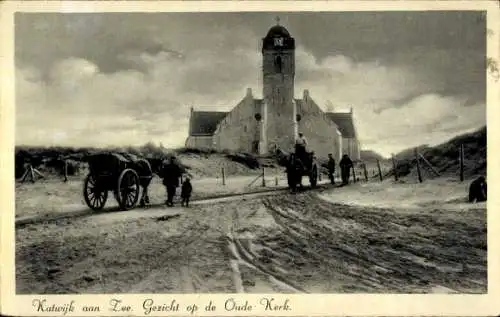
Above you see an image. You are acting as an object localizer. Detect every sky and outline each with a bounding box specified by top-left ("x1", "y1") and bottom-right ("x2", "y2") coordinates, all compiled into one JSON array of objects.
[{"x1": 15, "y1": 11, "x2": 487, "y2": 157}]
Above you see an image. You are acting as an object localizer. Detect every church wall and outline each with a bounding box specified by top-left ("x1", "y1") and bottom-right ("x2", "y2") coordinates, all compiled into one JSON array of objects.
[
  {"x1": 349, "y1": 115, "x2": 361, "y2": 161},
  {"x1": 185, "y1": 136, "x2": 214, "y2": 149},
  {"x1": 297, "y1": 95, "x2": 342, "y2": 161},
  {"x1": 341, "y1": 137, "x2": 361, "y2": 161},
  {"x1": 213, "y1": 94, "x2": 259, "y2": 153},
  {"x1": 352, "y1": 138, "x2": 361, "y2": 161},
  {"x1": 262, "y1": 49, "x2": 296, "y2": 153},
  {"x1": 265, "y1": 100, "x2": 296, "y2": 153},
  {"x1": 341, "y1": 137, "x2": 349, "y2": 158}
]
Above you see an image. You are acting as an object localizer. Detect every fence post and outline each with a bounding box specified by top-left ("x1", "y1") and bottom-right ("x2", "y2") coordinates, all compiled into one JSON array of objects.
[
  {"x1": 391, "y1": 154, "x2": 398, "y2": 181},
  {"x1": 415, "y1": 148, "x2": 423, "y2": 183},
  {"x1": 30, "y1": 165, "x2": 35, "y2": 183},
  {"x1": 20, "y1": 165, "x2": 30, "y2": 183},
  {"x1": 63, "y1": 160, "x2": 68, "y2": 183},
  {"x1": 363, "y1": 163, "x2": 368, "y2": 182},
  {"x1": 262, "y1": 167, "x2": 266, "y2": 187},
  {"x1": 222, "y1": 167, "x2": 226, "y2": 186},
  {"x1": 460, "y1": 144, "x2": 464, "y2": 182},
  {"x1": 376, "y1": 160, "x2": 383, "y2": 181},
  {"x1": 275, "y1": 176, "x2": 278, "y2": 186}
]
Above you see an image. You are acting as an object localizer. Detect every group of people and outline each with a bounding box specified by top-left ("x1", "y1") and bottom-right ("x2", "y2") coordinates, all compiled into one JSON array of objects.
[
  {"x1": 158, "y1": 156, "x2": 192, "y2": 207},
  {"x1": 295, "y1": 132, "x2": 355, "y2": 186},
  {"x1": 160, "y1": 132, "x2": 356, "y2": 205},
  {"x1": 327, "y1": 153, "x2": 354, "y2": 186}
]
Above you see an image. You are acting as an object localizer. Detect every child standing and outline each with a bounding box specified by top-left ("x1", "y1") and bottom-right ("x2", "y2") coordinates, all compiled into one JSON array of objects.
[{"x1": 181, "y1": 177, "x2": 193, "y2": 207}]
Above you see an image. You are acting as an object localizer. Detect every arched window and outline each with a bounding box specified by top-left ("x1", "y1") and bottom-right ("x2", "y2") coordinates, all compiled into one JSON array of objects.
[{"x1": 274, "y1": 56, "x2": 282, "y2": 73}]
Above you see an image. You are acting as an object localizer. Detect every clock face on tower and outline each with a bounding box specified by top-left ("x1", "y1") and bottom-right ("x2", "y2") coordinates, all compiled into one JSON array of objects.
[{"x1": 274, "y1": 37, "x2": 284, "y2": 47}]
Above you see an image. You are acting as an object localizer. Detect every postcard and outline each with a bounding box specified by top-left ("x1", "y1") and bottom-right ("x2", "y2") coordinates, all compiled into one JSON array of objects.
[{"x1": 1, "y1": 1, "x2": 499, "y2": 316}]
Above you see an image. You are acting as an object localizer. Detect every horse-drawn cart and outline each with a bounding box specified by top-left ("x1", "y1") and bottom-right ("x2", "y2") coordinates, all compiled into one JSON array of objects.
[
  {"x1": 83, "y1": 153, "x2": 154, "y2": 211},
  {"x1": 285, "y1": 150, "x2": 319, "y2": 190}
]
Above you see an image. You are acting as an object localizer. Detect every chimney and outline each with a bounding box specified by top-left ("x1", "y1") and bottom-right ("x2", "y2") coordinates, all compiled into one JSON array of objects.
[
  {"x1": 303, "y1": 89, "x2": 309, "y2": 100},
  {"x1": 350, "y1": 106, "x2": 353, "y2": 114},
  {"x1": 246, "y1": 87, "x2": 253, "y2": 97}
]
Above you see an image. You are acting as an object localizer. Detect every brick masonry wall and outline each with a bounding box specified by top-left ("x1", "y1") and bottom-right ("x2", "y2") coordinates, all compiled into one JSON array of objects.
[
  {"x1": 297, "y1": 95, "x2": 342, "y2": 161},
  {"x1": 264, "y1": 100, "x2": 296, "y2": 153},
  {"x1": 341, "y1": 137, "x2": 361, "y2": 161},
  {"x1": 262, "y1": 56, "x2": 296, "y2": 153},
  {"x1": 213, "y1": 94, "x2": 259, "y2": 153}
]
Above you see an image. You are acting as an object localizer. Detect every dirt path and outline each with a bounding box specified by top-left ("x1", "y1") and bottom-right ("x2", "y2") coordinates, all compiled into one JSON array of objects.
[
  {"x1": 14, "y1": 187, "x2": 292, "y2": 228},
  {"x1": 16, "y1": 180, "x2": 335, "y2": 228},
  {"x1": 15, "y1": 186, "x2": 486, "y2": 294}
]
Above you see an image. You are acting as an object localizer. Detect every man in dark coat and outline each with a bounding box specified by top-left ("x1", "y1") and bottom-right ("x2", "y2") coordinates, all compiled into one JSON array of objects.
[
  {"x1": 327, "y1": 153, "x2": 336, "y2": 185},
  {"x1": 160, "y1": 156, "x2": 183, "y2": 207},
  {"x1": 469, "y1": 175, "x2": 487, "y2": 203},
  {"x1": 339, "y1": 154, "x2": 353, "y2": 185}
]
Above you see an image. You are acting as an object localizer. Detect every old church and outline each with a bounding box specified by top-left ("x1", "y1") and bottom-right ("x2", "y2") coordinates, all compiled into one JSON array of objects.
[{"x1": 185, "y1": 21, "x2": 361, "y2": 162}]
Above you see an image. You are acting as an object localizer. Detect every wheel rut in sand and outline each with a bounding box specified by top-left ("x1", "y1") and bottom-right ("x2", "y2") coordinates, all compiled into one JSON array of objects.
[
  {"x1": 225, "y1": 208, "x2": 308, "y2": 293},
  {"x1": 261, "y1": 193, "x2": 487, "y2": 293},
  {"x1": 127, "y1": 219, "x2": 211, "y2": 293}
]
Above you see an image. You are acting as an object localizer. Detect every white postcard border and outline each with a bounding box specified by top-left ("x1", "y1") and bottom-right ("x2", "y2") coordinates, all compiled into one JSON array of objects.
[{"x1": 1, "y1": 1, "x2": 499, "y2": 316}]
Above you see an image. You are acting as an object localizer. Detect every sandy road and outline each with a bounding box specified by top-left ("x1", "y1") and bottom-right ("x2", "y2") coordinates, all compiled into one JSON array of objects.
[
  {"x1": 14, "y1": 186, "x2": 292, "y2": 228},
  {"x1": 15, "y1": 180, "x2": 333, "y2": 228},
  {"x1": 15, "y1": 185, "x2": 486, "y2": 294}
]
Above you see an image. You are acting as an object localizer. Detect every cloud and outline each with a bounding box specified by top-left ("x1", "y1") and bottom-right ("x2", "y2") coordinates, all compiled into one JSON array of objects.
[
  {"x1": 292, "y1": 48, "x2": 486, "y2": 156},
  {"x1": 14, "y1": 12, "x2": 486, "y2": 156},
  {"x1": 295, "y1": 46, "x2": 426, "y2": 107},
  {"x1": 15, "y1": 45, "x2": 261, "y2": 148},
  {"x1": 16, "y1": 44, "x2": 486, "y2": 156},
  {"x1": 356, "y1": 95, "x2": 485, "y2": 156}
]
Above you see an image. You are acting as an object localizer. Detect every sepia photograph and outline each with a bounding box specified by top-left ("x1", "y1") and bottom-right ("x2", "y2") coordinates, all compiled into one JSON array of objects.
[{"x1": 2, "y1": 1, "x2": 498, "y2": 314}]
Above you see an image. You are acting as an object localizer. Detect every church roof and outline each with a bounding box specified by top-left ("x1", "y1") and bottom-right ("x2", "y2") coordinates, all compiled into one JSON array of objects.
[
  {"x1": 190, "y1": 99, "x2": 264, "y2": 136},
  {"x1": 190, "y1": 111, "x2": 228, "y2": 135},
  {"x1": 326, "y1": 112, "x2": 356, "y2": 138},
  {"x1": 265, "y1": 25, "x2": 291, "y2": 38},
  {"x1": 189, "y1": 105, "x2": 357, "y2": 139}
]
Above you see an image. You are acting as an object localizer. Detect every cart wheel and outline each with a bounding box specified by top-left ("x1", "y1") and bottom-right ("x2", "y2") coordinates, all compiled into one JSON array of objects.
[
  {"x1": 310, "y1": 165, "x2": 318, "y2": 188},
  {"x1": 83, "y1": 174, "x2": 108, "y2": 210},
  {"x1": 116, "y1": 168, "x2": 140, "y2": 210}
]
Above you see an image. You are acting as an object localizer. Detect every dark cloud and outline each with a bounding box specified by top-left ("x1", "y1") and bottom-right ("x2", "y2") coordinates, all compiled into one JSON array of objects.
[
  {"x1": 16, "y1": 11, "x2": 485, "y2": 71},
  {"x1": 14, "y1": 11, "x2": 487, "y2": 154}
]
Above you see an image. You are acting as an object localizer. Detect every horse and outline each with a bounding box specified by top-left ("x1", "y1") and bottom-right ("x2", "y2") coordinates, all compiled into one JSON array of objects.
[
  {"x1": 132, "y1": 157, "x2": 165, "y2": 207},
  {"x1": 286, "y1": 153, "x2": 305, "y2": 192},
  {"x1": 133, "y1": 156, "x2": 191, "y2": 207}
]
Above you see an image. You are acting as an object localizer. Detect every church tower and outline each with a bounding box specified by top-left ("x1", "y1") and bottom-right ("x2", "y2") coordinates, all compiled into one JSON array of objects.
[{"x1": 261, "y1": 18, "x2": 296, "y2": 154}]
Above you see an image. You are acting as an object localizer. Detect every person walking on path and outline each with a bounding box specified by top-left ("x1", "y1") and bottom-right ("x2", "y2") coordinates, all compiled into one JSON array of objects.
[
  {"x1": 181, "y1": 177, "x2": 193, "y2": 207},
  {"x1": 327, "y1": 153, "x2": 336, "y2": 185},
  {"x1": 160, "y1": 156, "x2": 183, "y2": 207},
  {"x1": 339, "y1": 154, "x2": 353, "y2": 185}
]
